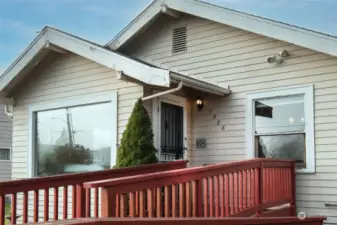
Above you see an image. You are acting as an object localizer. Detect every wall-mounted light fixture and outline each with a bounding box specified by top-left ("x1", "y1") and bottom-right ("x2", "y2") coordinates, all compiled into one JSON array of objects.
[
  {"x1": 196, "y1": 97, "x2": 204, "y2": 111},
  {"x1": 267, "y1": 50, "x2": 289, "y2": 65}
]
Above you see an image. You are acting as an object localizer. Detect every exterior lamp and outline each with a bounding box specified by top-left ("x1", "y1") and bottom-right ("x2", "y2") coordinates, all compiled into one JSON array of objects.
[{"x1": 196, "y1": 97, "x2": 204, "y2": 111}]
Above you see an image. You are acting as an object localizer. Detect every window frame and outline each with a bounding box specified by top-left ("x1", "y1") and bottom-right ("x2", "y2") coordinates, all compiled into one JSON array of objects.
[
  {"x1": 0, "y1": 148, "x2": 11, "y2": 161},
  {"x1": 245, "y1": 85, "x2": 315, "y2": 173},
  {"x1": 28, "y1": 93, "x2": 117, "y2": 177}
]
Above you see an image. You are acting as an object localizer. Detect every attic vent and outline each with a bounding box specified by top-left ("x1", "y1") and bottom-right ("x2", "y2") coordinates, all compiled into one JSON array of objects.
[{"x1": 172, "y1": 27, "x2": 187, "y2": 54}]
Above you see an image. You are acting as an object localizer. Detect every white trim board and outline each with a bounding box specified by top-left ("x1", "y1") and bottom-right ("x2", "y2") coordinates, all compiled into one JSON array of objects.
[
  {"x1": 245, "y1": 85, "x2": 315, "y2": 173},
  {"x1": 0, "y1": 26, "x2": 170, "y2": 93},
  {"x1": 152, "y1": 94, "x2": 188, "y2": 161},
  {"x1": 27, "y1": 92, "x2": 117, "y2": 177},
  {"x1": 107, "y1": 0, "x2": 337, "y2": 58}
]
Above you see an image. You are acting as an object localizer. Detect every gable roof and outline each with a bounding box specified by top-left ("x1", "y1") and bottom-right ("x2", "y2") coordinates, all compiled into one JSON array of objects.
[
  {"x1": 0, "y1": 26, "x2": 170, "y2": 93},
  {"x1": 107, "y1": 0, "x2": 337, "y2": 58},
  {"x1": 0, "y1": 26, "x2": 230, "y2": 99}
]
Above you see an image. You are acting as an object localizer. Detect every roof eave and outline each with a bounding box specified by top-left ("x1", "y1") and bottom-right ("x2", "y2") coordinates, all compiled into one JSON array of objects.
[{"x1": 107, "y1": 0, "x2": 337, "y2": 58}]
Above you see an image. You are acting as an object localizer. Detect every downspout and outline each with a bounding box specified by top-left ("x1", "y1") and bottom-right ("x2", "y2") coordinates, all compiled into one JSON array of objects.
[{"x1": 142, "y1": 81, "x2": 183, "y2": 101}]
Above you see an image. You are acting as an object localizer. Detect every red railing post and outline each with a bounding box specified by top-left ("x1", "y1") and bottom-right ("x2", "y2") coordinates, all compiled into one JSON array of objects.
[
  {"x1": 196, "y1": 179, "x2": 203, "y2": 217},
  {"x1": 256, "y1": 161, "x2": 264, "y2": 217},
  {"x1": 101, "y1": 187, "x2": 116, "y2": 217},
  {"x1": 290, "y1": 163, "x2": 297, "y2": 216},
  {"x1": 76, "y1": 184, "x2": 86, "y2": 218}
]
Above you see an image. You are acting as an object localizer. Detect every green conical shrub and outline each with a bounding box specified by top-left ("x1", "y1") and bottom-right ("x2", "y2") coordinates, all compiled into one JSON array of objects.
[{"x1": 115, "y1": 98, "x2": 158, "y2": 168}]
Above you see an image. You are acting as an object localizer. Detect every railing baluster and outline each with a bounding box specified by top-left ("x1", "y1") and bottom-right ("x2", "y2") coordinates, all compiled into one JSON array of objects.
[
  {"x1": 139, "y1": 192, "x2": 144, "y2": 217},
  {"x1": 191, "y1": 181, "x2": 197, "y2": 217},
  {"x1": 186, "y1": 182, "x2": 191, "y2": 217},
  {"x1": 0, "y1": 195, "x2": 4, "y2": 225},
  {"x1": 235, "y1": 172, "x2": 239, "y2": 213},
  {"x1": 209, "y1": 177, "x2": 214, "y2": 217},
  {"x1": 129, "y1": 192, "x2": 135, "y2": 217},
  {"x1": 214, "y1": 176, "x2": 219, "y2": 217},
  {"x1": 219, "y1": 175, "x2": 224, "y2": 217},
  {"x1": 44, "y1": 188, "x2": 49, "y2": 221},
  {"x1": 238, "y1": 171, "x2": 242, "y2": 212},
  {"x1": 120, "y1": 194, "x2": 126, "y2": 217},
  {"x1": 164, "y1": 186, "x2": 170, "y2": 217},
  {"x1": 72, "y1": 186, "x2": 76, "y2": 218},
  {"x1": 203, "y1": 178, "x2": 208, "y2": 217},
  {"x1": 11, "y1": 193, "x2": 17, "y2": 225},
  {"x1": 255, "y1": 169, "x2": 259, "y2": 206},
  {"x1": 225, "y1": 174, "x2": 229, "y2": 217},
  {"x1": 156, "y1": 188, "x2": 162, "y2": 217},
  {"x1": 54, "y1": 188, "x2": 59, "y2": 220},
  {"x1": 23, "y1": 191, "x2": 28, "y2": 223},
  {"x1": 85, "y1": 187, "x2": 90, "y2": 218},
  {"x1": 246, "y1": 170, "x2": 251, "y2": 209},
  {"x1": 229, "y1": 173, "x2": 234, "y2": 215},
  {"x1": 63, "y1": 186, "x2": 68, "y2": 219},
  {"x1": 147, "y1": 189, "x2": 153, "y2": 217},
  {"x1": 115, "y1": 194, "x2": 120, "y2": 217},
  {"x1": 243, "y1": 170, "x2": 247, "y2": 210},
  {"x1": 172, "y1": 185, "x2": 177, "y2": 217},
  {"x1": 34, "y1": 190, "x2": 39, "y2": 222},
  {"x1": 135, "y1": 191, "x2": 139, "y2": 216},
  {"x1": 179, "y1": 183, "x2": 185, "y2": 217},
  {"x1": 94, "y1": 187, "x2": 99, "y2": 218}
]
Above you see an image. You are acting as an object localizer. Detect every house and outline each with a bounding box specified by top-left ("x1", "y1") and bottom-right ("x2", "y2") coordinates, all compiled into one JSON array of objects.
[
  {"x1": 0, "y1": 104, "x2": 12, "y2": 181},
  {"x1": 1, "y1": 0, "x2": 337, "y2": 223}
]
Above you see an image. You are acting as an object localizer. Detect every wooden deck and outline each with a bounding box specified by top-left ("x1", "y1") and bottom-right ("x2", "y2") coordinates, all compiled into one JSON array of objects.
[{"x1": 0, "y1": 159, "x2": 305, "y2": 225}]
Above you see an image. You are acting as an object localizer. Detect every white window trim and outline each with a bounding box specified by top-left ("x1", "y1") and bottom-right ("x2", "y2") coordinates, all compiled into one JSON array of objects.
[
  {"x1": 0, "y1": 148, "x2": 12, "y2": 161},
  {"x1": 245, "y1": 85, "x2": 315, "y2": 173},
  {"x1": 152, "y1": 94, "x2": 188, "y2": 161},
  {"x1": 27, "y1": 93, "x2": 117, "y2": 177}
]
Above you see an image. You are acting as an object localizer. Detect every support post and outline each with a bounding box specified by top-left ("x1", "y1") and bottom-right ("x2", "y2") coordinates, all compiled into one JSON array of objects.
[
  {"x1": 256, "y1": 162, "x2": 264, "y2": 217},
  {"x1": 291, "y1": 163, "x2": 297, "y2": 216}
]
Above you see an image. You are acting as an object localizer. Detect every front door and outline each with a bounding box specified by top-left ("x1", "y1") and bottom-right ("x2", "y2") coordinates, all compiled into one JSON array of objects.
[{"x1": 160, "y1": 102, "x2": 184, "y2": 161}]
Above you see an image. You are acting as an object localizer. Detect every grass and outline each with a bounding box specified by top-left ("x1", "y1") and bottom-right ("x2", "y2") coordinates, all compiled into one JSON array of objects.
[{"x1": 5, "y1": 203, "x2": 10, "y2": 225}]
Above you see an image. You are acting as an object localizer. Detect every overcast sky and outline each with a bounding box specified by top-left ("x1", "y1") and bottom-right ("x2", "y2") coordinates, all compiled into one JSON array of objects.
[{"x1": 0, "y1": 0, "x2": 335, "y2": 74}]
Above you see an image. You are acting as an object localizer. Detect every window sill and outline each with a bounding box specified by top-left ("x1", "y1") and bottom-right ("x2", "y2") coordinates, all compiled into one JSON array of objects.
[{"x1": 296, "y1": 168, "x2": 315, "y2": 174}]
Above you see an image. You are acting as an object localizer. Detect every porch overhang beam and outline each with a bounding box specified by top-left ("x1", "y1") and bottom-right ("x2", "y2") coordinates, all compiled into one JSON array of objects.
[{"x1": 170, "y1": 72, "x2": 231, "y2": 96}]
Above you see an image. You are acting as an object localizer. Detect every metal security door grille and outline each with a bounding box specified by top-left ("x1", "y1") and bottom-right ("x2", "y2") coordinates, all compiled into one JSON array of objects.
[{"x1": 160, "y1": 102, "x2": 184, "y2": 161}]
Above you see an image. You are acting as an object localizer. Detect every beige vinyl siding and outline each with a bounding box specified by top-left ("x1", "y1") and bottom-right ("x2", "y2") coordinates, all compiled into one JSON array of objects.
[
  {"x1": 11, "y1": 53, "x2": 142, "y2": 222},
  {"x1": 122, "y1": 14, "x2": 337, "y2": 223},
  {"x1": 0, "y1": 104, "x2": 12, "y2": 181}
]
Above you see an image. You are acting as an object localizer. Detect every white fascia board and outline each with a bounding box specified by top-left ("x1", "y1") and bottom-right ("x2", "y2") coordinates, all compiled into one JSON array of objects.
[
  {"x1": 166, "y1": 0, "x2": 337, "y2": 57},
  {"x1": 0, "y1": 27, "x2": 170, "y2": 92},
  {"x1": 108, "y1": 0, "x2": 164, "y2": 50},
  {"x1": 48, "y1": 29, "x2": 169, "y2": 87},
  {"x1": 0, "y1": 30, "x2": 47, "y2": 90}
]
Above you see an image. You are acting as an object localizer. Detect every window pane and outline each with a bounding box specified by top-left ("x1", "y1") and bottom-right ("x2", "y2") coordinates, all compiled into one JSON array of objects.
[
  {"x1": 35, "y1": 103, "x2": 113, "y2": 177},
  {"x1": 0, "y1": 148, "x2": 10, "y2": 160},
  {"x1": 257, "y1": 134, "x2": 305, "y2": 167},
  {"x1": 255, "y1": 95, "x2": 305, "y2": 134}
]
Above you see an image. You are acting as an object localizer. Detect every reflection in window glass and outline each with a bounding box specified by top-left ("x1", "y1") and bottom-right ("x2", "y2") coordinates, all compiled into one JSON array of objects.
[
  {"x1": 254, "y1": 95, "x2": 306, "y2": 168},
  {"x1": 256, "y1": 134, "x2": 305, "y2": 168},
  {"x1": 35, "y1": 103, "x2": 113, "y2": 177},
  {"x1": 255, "y1": 95, "x2": 305, "y2": 134}
]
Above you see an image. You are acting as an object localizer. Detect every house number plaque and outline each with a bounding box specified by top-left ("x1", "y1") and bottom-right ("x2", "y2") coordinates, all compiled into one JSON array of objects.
[{"x1": 196, "y1": 138, "x2": 207, "y2": 149}]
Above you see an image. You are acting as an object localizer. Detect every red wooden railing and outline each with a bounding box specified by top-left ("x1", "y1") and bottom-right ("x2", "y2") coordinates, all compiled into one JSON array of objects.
[
  {"x1": 84, "y1": 159, "x2": 296, "y2": 218},
  {"x1": 39, "y1": 217, "x2": 326, "y2": 225},
  {"x1": 0, "y1": 160, "x2": 188, "y2": 225}
]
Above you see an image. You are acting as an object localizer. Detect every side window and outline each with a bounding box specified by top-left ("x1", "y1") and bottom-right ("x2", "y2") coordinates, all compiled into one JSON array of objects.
[
  {"x1": 0, "y1": 148, "x2": 11, "y2": 161},
  {"x1": 246, "y1": 86, "x2": 315, "y2": 173}
]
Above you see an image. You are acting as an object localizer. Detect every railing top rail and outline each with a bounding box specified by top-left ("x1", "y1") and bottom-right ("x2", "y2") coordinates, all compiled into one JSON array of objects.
[
  {"x1": 0, "y1": 160, "x2": 188, "y2": 194},
  {"x1": 26, "y1": 217, "x2": 326, "y2": 225},
  {"x1": 84, "y1": 159, "x2": 294, "y2": 189}
]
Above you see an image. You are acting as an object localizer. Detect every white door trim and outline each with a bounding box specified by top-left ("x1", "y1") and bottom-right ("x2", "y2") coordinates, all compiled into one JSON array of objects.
[{"x1": 152, "y1": 94, "x2": 188, "y2": 161}]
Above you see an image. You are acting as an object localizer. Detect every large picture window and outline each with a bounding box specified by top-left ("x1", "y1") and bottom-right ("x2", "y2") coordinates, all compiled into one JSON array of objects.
[
  {"x1": 29, "y1": 94, "x2": 117, "y2": 177},
  {"x1": 246, "y1": 86, "x2": 315, "y2": 173}
]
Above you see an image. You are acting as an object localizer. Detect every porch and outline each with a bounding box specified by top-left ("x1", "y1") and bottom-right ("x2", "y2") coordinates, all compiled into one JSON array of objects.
[{"x1": 0, "y1": 158, "x2": 323, "y2": 225}]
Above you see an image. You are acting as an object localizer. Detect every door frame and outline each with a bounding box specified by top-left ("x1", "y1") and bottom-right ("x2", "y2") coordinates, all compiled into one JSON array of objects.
[{"x1": 152, "y1": 93, "x2": 188, "y2": 161}]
